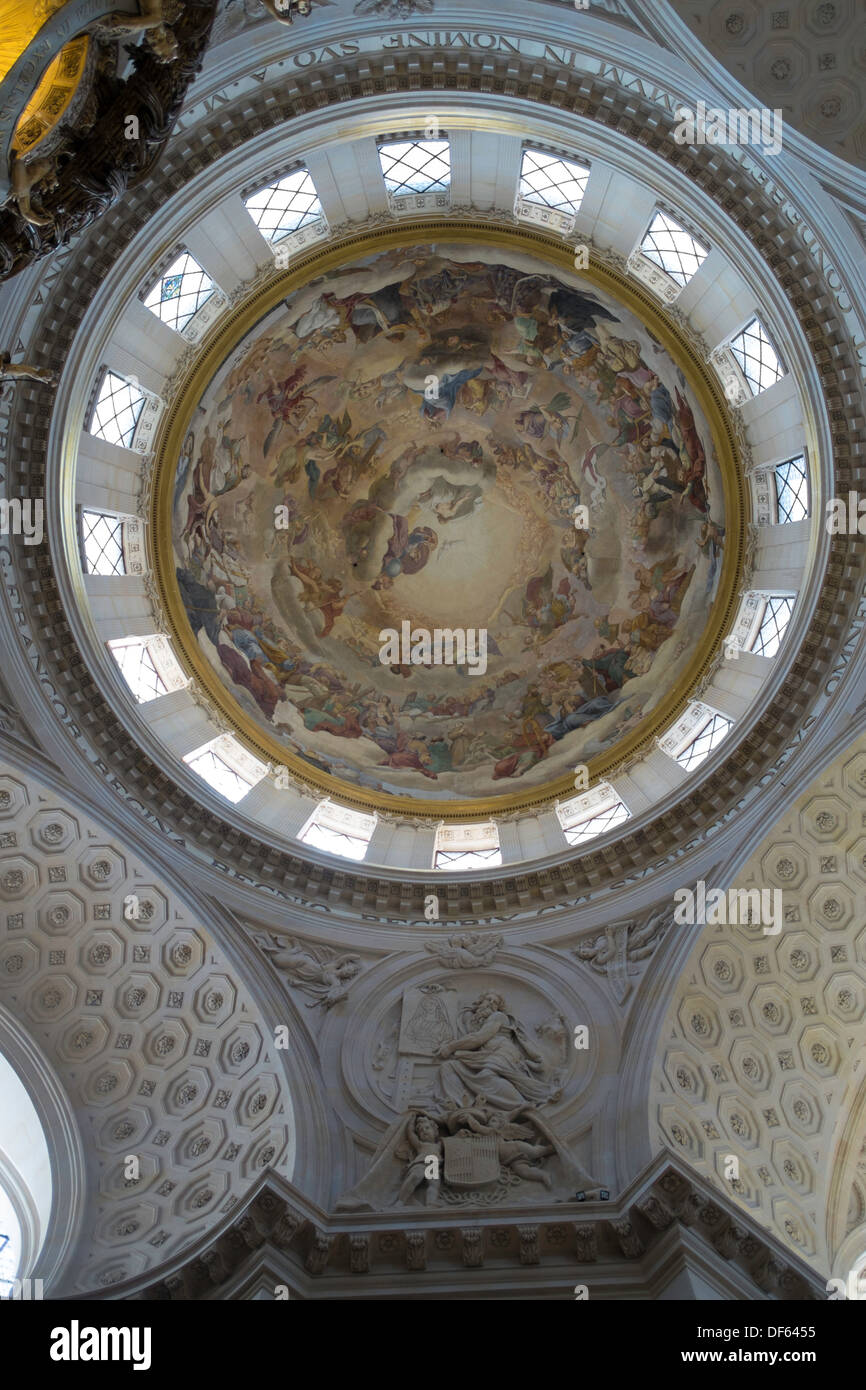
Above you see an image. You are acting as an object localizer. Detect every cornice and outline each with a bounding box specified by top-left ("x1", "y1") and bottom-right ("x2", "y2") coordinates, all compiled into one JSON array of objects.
[
  {"x1": 72, "y1": 1153, "x2": 824, "y2": 1300},
  {"x1": 1, "y1": 32, "x2": 865, "y2": 919}
]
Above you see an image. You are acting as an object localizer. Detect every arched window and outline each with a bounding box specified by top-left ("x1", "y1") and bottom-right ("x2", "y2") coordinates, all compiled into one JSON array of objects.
[
  {"x1": 433, "y1": 822, "x2": 501, "y2": 870},
  {"x1": 299, "y1": 800, "x2": 376, "y2": 862},
  {"x1": 244, "y1": 167, "x2": 324, "y2": 243},
  {"x1": 0, "y1": 1046, "x2": 54, "y2": 1295},
  {"x1": 378, "y1": 139, "x2": 451, "y2": 196},
  {"x1": 638, "y1": 209, "x2": 708, "y2": 287},
  {"x1": 556, "y1": 784, "x2": 630, "y2": 846},
  {"x1": 0, "y1": 1181, "x2": 22, "y2": 1297}
]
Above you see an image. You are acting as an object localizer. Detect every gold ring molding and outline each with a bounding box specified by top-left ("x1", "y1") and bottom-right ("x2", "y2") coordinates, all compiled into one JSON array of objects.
[{"x1": 149, "y1": 220, "x2": 745, "y2": 820}]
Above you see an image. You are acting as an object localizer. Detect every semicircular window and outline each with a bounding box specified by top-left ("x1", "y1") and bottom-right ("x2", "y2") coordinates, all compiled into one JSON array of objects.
[{"x1": 0, "y1": 1180, "x2": 22, "y2": 1297}]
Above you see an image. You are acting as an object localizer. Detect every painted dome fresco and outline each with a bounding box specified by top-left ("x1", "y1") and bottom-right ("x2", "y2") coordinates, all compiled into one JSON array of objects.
[{"x1": 160, "y1": 239, "x2": 732, "y2": 805}]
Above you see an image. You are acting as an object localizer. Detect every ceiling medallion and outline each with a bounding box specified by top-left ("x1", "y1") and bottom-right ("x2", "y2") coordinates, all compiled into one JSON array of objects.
[{"x1": 150, "y1": 222, "x2": 743, "y2": 818}]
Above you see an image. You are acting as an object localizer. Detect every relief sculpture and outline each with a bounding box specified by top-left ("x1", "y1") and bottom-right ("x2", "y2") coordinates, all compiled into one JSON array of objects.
[{"x1": 339, "y1": 983, "x2": 605, "y2": 1209}]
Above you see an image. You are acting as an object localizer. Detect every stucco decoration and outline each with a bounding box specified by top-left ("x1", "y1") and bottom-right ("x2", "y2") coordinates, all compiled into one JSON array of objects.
[
  {"x1": 336, "y1": 1100, "x2": 603, "y2": 1211},
  {"x1": 0, "y1": 758, "x2": 294, "y2": 1293},
  {"x1": 574, "y1": 909, "x2": 670, "y2": 1003},
  {"x1": 651, "y1": 733, "x2": 866, "y2": 1275},
  {"x1": 251, "y1": 931, "x2": 363, "y2": 1009},
  {"x1": 336, "y1": 976, "x2": 605, "y2": 1209}
]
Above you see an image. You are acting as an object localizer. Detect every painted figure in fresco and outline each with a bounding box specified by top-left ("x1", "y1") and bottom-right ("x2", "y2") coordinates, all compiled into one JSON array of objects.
[
  {"x1": 546, "y1": 286, "x2": 619, "y2": 337},
  {"x1": 698, "y1": 518, "x2": 726, "y2": 591},
  {"x1": 176, "y1": 566, "x2": 221, "y2": 645},
  {"x1": 608, "y1": 376, "x2": 654, "y2": 446},
  {"x1": 266, "y1": 493, "x2": 309, "y2": 556},
  {"x1": 217, "y1": 639, "x2": 284, "y2": 720},
  {"x1": 411, "y1": 366, "x2": 483, "y2": 420},
  {"x1": 378, "y1": 732, "x2": 438, "y2": 779},
  {"x1": 316, "y1": 283, "x2": 410, "y2": 344},
  {"x1": 373, "y1": 515, "x2": 438, "y2": 588},
  {"x1": 492, "y1": 719, "x2": 554, "y2": 780},
  {"x1": 288, "y1": 556, "x2": 353, "y2": 637},
  {"x1": 171, "y1": 250, "x2": 724, "y2": 796},
  {"x1": 544, "y1": 694, "x2": 615, "y2": 740},
  {"x1": 507, "y1": 568, "x2": 576, "y2": 640},
  {"x1": 581, "y1": 643, "x2": 637, "y2": 696},
  {"x1": 173, "y1": 430, "x2": 195, "y2": 519},
  {"x1": 301, "y1": 696, "x2": 363, "y2": 738},
  {"x1": 181, "y1": 427, "x2": 251, "y2": 560},
  {"x1": 258, "y1": 366, "x2": 338, "y2": 453},
  {"x1": 417, "y1": 475, "x2": 484, "y2": 524}
]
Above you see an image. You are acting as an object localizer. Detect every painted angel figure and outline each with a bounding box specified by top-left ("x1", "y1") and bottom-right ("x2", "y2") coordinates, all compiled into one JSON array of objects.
[{"x1": 259, "y1": 934, "x2": 362, "y2": 1008}]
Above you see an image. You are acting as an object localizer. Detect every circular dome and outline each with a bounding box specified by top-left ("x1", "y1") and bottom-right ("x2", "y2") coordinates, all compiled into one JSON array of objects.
[{"x1": 156, "y1": 232, "x2": 738, "y2": 812}]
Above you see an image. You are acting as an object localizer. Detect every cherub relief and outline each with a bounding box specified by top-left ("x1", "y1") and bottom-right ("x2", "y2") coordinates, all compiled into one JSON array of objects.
[
  {"x1": 395, "y1": 1112, "x2": 443, "y2": 1206},
  {"x1": 445, "y1": 1104, "x2": 556, "y2": 1187}
]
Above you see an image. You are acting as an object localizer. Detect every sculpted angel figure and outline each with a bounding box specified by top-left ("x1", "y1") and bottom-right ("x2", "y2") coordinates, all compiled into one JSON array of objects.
[
  {"x1": 395, "y1": 1112, "x2": 443, "y2": 1206},
  {"x1": 259, "y1": 934, "x2": 362, "y2": 1008},
  {"x1": 424, "y1": 933, "x2": 503, "y2": 970},
  {"x1": 445, "y1": 1103, "x2": 555, "y2": 1187},
  {"x1": 575, "y1": 911, "x2": 667, "y2": 974},
  {"x1": 435, "y1": 991, "x2": 558, "y2": 1110}
]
